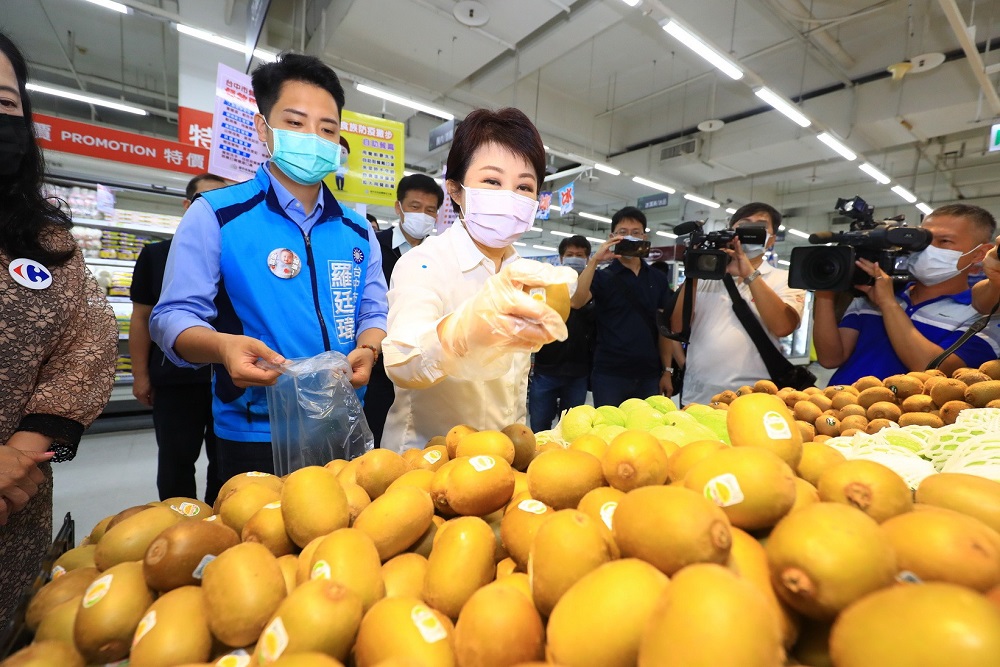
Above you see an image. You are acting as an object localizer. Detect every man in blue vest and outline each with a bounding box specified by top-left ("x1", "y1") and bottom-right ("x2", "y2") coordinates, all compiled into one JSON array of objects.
[{"x1": 150, "y1": 54, "x2": 388, "y2": 479}]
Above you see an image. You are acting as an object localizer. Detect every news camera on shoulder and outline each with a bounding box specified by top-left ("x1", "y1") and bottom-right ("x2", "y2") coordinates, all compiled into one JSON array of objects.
[
  {"x1": 675, "y1": 219, "x2": 769, "y2": 280},
  {"x1": 788, "y1": 196, "x2": 932, "y2": 291}
]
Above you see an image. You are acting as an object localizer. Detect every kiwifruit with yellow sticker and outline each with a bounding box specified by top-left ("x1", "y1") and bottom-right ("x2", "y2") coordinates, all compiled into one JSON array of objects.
[
  {"x1": 965, "y1": 380, "x2": 1000, "y2": 408},
  {"x1": 814, "y1": 415, "x2": 841, "y2": 437},
  {"x1": 530, "y1": 510, "x2": 614, "y2": 616},
  {"x1": 898, "y1": 412, "x2": 945, "y2": 428},
  {"x1": 527, "y1": 448, "x2": 605, "y2": 510},
  {"x1": 242, "y1": 502, "x2": 296, "y2": 557},
  {"x1": 25, "y1": 567, "x2": 97, "y2": 631},
  {"x1": 796, "y1": 420, "x2": 816, "y2": 443},
  {"x1": 793, "y1": 400, "x2": 823, "y2": 424},
  {"x1": 857, "y1": 386, "x2": 896, "y2": 409},
  {"x1": 866, "y1": 401, "x2": 901, "y2": 422},
  {"x1": 524, "y1": 282, "x2": 570, "y2": 321},
  {"x1": 882, "y1": 374, "x2": 924, "y2": 400},
  {"x1": 455, "y1": 430, "x2": 515, "y2": 465},
  {"x1": 754, "y1": 379, "x2": 778, "y2": 394},
  {"x1": 900, "y1": 394, "x2": 937, "y2": 413},
  {"x1": 808, "y1": 394, "x2": 834, "y2": 412},
  {"x1": 839, "y1": 414, "x2": 869, "y2": 433},
  {"x1": 443, "y1": 455, "x2": 516, "y2": 516},
  {"x1": 953, "y1": 368, "x2": 991, "y2": 385},
  {"x1": 830, "y1": 391, "x2": 859, "y2": 411},
  {"x1": 410, "y1": 445, "x2": 448, "y2": 472},
  {"x1": 838, "y1": 403, "x2": 867, "y2": 419},
  {"x1": 499, "y1": 498, "x2": 553, "y2": 569},
  {"x1": 353, "y1": 485, "x2": 435, "y2": 561},
  {"x1": 95, "y1": 506, "x2": 184, "y2": 571},
  {"x1": 852, "y1": 375, "x2": 884, "y2": 391},
  {"x1": 423, "y1": 516, "x2": 496, "y2": 619}
]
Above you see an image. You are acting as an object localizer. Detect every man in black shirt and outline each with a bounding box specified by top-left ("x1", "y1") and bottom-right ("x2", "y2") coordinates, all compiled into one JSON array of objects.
[
  {"x1": 529, "y1": 236, "x2": 595, "y2": 431},
  {"x1": 571, "y1": 207, "x2": 676, "y2": 407},
  {"x1": 130, "y1": 173, "x2": 226, "y2": 503},
  {"x1": 364, "y1": 173, "x2": 444, "y2": 447}
]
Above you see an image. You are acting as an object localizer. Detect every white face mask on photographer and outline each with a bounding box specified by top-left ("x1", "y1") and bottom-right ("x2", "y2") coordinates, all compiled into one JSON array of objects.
[
  {"x1": 741, "y1": 240, "x2": 770, "y2": 259},
  {"x1": 907, "y1": 244, "x2": 979, "y2": 285}
]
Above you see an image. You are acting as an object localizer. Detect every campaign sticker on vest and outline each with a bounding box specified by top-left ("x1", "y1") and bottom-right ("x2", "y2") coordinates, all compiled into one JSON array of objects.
[
  {"x1": 9, "y1": 258, "x2": 52, "y2": 290},
  {"x1": 267, "y1": 248, "x2": 301, "y2": 279}
]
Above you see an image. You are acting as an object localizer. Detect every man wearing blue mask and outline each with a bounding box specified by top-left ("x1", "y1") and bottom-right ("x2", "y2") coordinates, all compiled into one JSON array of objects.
[
  {"x1": 572, "y1": 207, "x2": 677, "y2": 407},
  {"x1": 364, "y1": 173, "x2": 444, "y2": 446},
  {"x1": 815, "y1": 204, "x2": 999, "y2": 384},
  {"x1": 673, "y1": 202, "x2": 805, "y2": 405},
  {"x1": 150, "y1": 53, "x2": 388, "y2": 479},
  {"x1": 530, "y1": 236, "x2": 596, "y2": 430}
]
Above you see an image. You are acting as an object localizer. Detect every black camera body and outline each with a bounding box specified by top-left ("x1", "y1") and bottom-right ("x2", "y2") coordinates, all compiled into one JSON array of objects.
[
  {"x1": 680, "y1": 223, "x2": 768, "y2": 280},
  {"x1": 788, "y1": 196, "x2": 932, "y2": 291}
]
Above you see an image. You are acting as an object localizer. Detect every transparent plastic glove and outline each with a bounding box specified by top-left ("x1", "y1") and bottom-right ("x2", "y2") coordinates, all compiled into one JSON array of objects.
[{"x1": 438, "y1": 259, "x2": 579, "y2": 381}]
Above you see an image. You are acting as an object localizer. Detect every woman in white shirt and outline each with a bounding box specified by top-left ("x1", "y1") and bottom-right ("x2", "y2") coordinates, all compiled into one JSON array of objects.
[{"x1": 380, "y1": 108, "x2": 575, "y2": 452}]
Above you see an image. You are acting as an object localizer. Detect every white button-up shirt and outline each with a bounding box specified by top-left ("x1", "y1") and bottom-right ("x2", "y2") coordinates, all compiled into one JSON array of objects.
[
  {"x1": 381, "y1": 223, "x2": 529, "y2": 452},
  {"x1": 391, "y1": 223, "x2": 413, "y2": 255}
]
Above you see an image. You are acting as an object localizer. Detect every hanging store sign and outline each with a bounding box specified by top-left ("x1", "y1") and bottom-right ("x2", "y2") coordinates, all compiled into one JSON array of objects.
[
  {"x1": 989, "y1": 122, "x2": 1000, "y2": 153},
  {"x1": 638, "y1": 192, "x2": 669, "y2": 210},
  {"x1": 324, "y1": 110, "x2": 406, "y2": 207},
  {"x1": 33, "y1": 112, "x2": 210, "y2": 176},
  {"x1": 208, "y1": 64, "x2": 268, "y2": 182},
  {"x1": 178, "y1": 106, "x2": 215, "y2": 150}
]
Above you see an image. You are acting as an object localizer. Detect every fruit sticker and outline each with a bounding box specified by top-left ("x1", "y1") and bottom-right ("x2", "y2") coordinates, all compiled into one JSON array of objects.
[
  {"x1": 192, "y1": 554, "x2": 216, "y2": 580},
  {"x1": 423, "y1": 450, "x2": 442, "y2": 464},
  {"x1": 132, "y1": 609, "x2": 157, "y2": 647},
  {"x1": 204, "y1": 514, "x2": 219, "y2": 522},
  {"x1": 469, "y1": 455, "x2": 496, "y2": 472},
  {"x1": 410, "y1": 603, "x2": 447, "y2": 644},
  {"x1": 703, "y1": 474, "x2": 745, "y2": 507},
  {"x1": 312, "y1": 560, "x2": 332, "y2": 580},
  {"x1": 170, "y1": 501, "x2": 201, "y2": 517},
  {"x1": 762, "y1": 411, "x2": 793, "y2": 440},
  {"x1": 517, "y1": 499, "x2": 547, "y2": 515},
  {"x1": 247, "y1": 471, "x2": 271, "y2": 478},
  {"x1": 82, "y1": 574, "x2": 113, "y2": 608},
  {"x1": 50, "y1": 565, "x2": 66, "y2": 579},
  {"x1": 599, "y1": 501, "x2": 618, "y2": 531},
  {"x1": 216, "y1": 652, "x2": 250, "y2": 667},
  {"x1": 527, "y1": 287, "x2": 547, "y2": 304},
  {"x1": 264, "y1": 501, "x2": 282, "y2": 510},
  {"x1": 259, "y1": 616, "x2": 289, "y2": 661},
  {"x1": 825, "y1": 417, "x2": 837, "y2": 427}
]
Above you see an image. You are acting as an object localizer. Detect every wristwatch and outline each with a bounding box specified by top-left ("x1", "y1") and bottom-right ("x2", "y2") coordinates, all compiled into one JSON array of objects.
[{"x1": 744, "y1": 269, "x2": 762, "y2": 285}]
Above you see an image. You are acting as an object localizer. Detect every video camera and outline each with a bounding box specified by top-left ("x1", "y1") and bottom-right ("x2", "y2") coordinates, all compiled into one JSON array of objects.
[
  {"x1": 675, "y1": 219, "x2": 768, "y2": 280},
  {"x1": 787, "y1": 196, "x2": 931, "y2": 291}
]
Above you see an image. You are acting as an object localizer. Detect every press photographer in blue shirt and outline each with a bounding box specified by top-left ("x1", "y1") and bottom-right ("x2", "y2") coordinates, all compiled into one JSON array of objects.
[{"x1": 150, "y1": 54, "x2": 388, "y2": 478}]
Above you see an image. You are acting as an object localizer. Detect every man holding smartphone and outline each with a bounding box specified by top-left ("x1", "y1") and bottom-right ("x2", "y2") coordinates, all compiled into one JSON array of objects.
[{"x1": 571, "y1": 206, "x2": 677, "y2": 407}]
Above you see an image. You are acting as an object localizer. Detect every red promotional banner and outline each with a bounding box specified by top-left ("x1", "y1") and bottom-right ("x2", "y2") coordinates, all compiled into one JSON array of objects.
[
  {"x1": 178, "y1": 106, "x2": 214, "y2": 149},
  {"x1": 33, "y1": 113, "x2": 211, "y2": 176}
]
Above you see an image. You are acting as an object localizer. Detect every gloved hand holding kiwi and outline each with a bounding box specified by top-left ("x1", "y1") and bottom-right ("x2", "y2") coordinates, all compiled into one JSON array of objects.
[{"x1": 437, "y1": 259, "x2": 578, "y2": 381}]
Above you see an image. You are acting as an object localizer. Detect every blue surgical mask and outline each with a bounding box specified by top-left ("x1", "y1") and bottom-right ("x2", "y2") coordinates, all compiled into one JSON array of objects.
[
  {"x1": 562, "y1": 256, "x2": 587, "y2": 273},
  {"x1": 264, "y1": 120, "x2": 341, "y2": 185}
]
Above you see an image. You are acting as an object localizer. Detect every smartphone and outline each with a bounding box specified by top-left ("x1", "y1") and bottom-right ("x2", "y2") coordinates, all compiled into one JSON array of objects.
[{"x1": 613, "y1": 238, "x2": 651, "y2": 258}]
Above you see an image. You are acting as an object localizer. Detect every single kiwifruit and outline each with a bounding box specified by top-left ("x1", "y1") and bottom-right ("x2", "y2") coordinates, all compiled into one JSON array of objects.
[
  {"x1": 857, "y1": 387, "x2": 897, "y2": 409},
  {"x1": 840, "y1": 415, "x2": 869, "y2": 433},
  {"x1": 754, "y1": 380, "x2": 779, "y2": 394},
  {"x1": 965, "y1": 380, "x2": 1000, "y2": 408},
  {"x1": 735, "y1": 385, "x2": 757, "y2": 397},
  {"x1": 808, "y1": 394, "x2": 834, "y2": 412},
  {"x1": 797, "y1": 421, "x2": 816, "y2": 443},
  {"x1": 882, "y1": 375, "x2": 924, "y2": 401},
  {"x1": 898, "y1": 412, "x2": 945, "y2": 428},
  {"x1": 815, "y1": 415, "x2": 841, "y2": 438},
  {"x1": 929, "y1": 379, "x2": 968, "y2": 407},
  {"x1": 794, "y1": 401, "x2": 824, "y2": 424},
  {"x1": 866, "y1": 418, "x2": 896, "y2": 435},
  {"x1": 907, "y1": 371, "x2": 931, "y2": 383},
  {"x1": 838, "y1": 404, "x2": 868, "y2": 419},
  {"x1": 979, "y1": 359, "x2": 1000, "y2": 381},
  {"x1": 940, "y1": 400, "x2": 974, "y2": 425},
  {"x1": 830, "y1": 392, "x2": 859, "y2": 411},
  {"x1": 852, "y1": 376, "x2": 884, "y2": 392},
  {"x1": 716, "y1": 390, "x2": 738, "y2": 404},
  {"x1": 784, "y1": 391, "x2": 810, "y2": 409},
  {"x1": 953, "y1": 369, "x2": 991, "y2": 386},
  {"x1": 900, "y1": 394, "x2": 938, "y2": 414},
  {"x1": 866, "y1": 402, "x2": 902, "y2": 422}
]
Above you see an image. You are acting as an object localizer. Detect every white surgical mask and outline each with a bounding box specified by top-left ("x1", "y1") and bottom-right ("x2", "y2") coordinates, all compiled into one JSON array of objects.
[
  {"x1": 907, "y1": 244, "x2": 979, "y2": 285},
  {"x1": 400, "y1": 211, "x2": 436, "y2": 240},
  {"x1": 562, "y1": 256, "x2": 587, "y2": 273},
  {"x1": 742, "y1": 242, "x2": 768, "y2": 259},
  {"x1": 459, "y1": 186, "x2": 538, "y2": 249}
]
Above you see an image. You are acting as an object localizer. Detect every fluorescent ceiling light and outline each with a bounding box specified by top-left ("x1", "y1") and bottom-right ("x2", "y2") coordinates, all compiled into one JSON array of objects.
[
  {"x1": 513, "y1": 242, "x2": 526, "y2": 247},
  {"x1": 816, "y1": 132, "x2": 857, "y2": 161},
  {"x1": 550, "y1": 230, "x2": 573, "y2": 237},
  {"x1": 26, "y1": 82, "x2": 147, "y2": 115},
  {"x1": 891, "y1": 185, "x2": 918, "y2": 204},
  {"x1": 579, "y1": 212, "x2": 612, "y2": 223},
  {"x1": 755, "y1": 87, "x2": 811, "y2": 128},
  {"x1": 550, "y1": 205, "x2": 561, "y2": 212},
  {"x1": 632, "y1": 176, "x2": 676, "y2": 194},
  {"x1": 81, "y1": 0, "x2": 128, "y2": 12},
  {"x1": 529, "y1": 226, "x2": 542, "y2": 232},
  {"x1": 859, "y1": 163, "x2": 891, "y2": 185},
  {"x1": 656, "y1": 231, "x2": 678, "y2": 239},
  {"x1": 176, "y1": 23, "x2": 278, "y2": 62},
  {"x1": 787, "y1": 228, "x2": 810, "y2": 239},
  {"x1": 778, "y1": 225, "x2": 786, "y2": 231},
  {"x1": 725, "y1": 207, "x2": 737, "y2": 215},
  {"x1": 585, "y1": 236, "x2": 605, "y2": 244},
  {"x1": 621, "y1": 0, "x2": 642, "y2": 6},
  {"x1": 684, "y1": 193, "x2": 720, "y2": 209},
  {"x1": 916, "y1": 202, "x2": 934, "y2": 215},
  {"x1": 543, "y1": 144, "x2": 550, "y2": 150},
  {"x1": 533, "y1": 245, "x2": 558, "y2": 252},
  {"x1": 252, "y1": 49, "x2": 278, "y2": 63},
  {"x1": 594, "y1": 162, "x2": 621, "y2": 176},
  {"x1": 356, "y1": 83, "x2": 454, "y2": 120},
  {"x1": 777, "y1": 259, "x2": 790, "y2": 266},
  {"x1": 663, "y1": 20, "x2": 744, "y2": 80}
]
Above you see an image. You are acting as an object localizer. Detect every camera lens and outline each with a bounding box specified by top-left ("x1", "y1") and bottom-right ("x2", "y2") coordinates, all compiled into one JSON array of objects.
[
  {"x1": 696, "y1": 255, "x2": 719, "y2": 273},
  {"x1": 805, "y1": 250, "x2": 849, "y2": 290}
]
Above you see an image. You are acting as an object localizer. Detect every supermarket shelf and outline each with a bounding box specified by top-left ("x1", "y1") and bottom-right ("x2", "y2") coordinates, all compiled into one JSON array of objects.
[
  {"x1": 73, "y1": 217, "x2": 176, "y2": 237},
  {"x1": 119, "y1": 333, "x2": 129, "y2": 340},
  {"x1": 85, "y1": 257, "x2": 135, "y2": 269}
]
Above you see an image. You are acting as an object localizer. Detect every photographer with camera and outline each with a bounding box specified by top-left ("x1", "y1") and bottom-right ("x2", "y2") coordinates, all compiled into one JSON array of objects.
[
  {"x1": 814, "y1": 204, "x2": 999, "y2": 383},
  {"x1": 570, "y1": 207, "x2": 677, "y2": 407},
  {"x1": 671, "y1": 203, "x2": 806, "y2": 405}
]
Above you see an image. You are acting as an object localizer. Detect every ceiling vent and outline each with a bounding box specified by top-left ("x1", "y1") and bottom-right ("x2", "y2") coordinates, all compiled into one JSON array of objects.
[{"x1": 659, "y1": 136, "x2": 700, "y2": 161}]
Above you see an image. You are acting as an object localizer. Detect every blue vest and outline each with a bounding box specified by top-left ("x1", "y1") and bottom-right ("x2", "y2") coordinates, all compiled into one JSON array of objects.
[{"x1": 199, "y1": 166, "x2": 372, "y2": 442}]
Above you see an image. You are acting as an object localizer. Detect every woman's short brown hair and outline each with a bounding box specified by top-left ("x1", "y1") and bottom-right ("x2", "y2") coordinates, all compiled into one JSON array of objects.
[{"x1": 445, "y1": 107, "x2": 546, "y2": 197}]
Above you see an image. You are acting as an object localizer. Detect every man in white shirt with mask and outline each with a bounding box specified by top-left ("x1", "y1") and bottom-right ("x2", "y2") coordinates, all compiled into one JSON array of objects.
[
  {"x1": 674, "y1": 203, "x2": 806, "y2": 405},
  {"x1": 815, "y1": 204, "x2": 1000, "y2": 384},
  {"x1": 365, "y1": 173, "x2": 445, "y2": 447}
]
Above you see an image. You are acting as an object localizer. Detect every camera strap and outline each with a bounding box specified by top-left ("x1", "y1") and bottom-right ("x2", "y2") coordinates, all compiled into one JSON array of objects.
[
  {"x1": 721, "y1": 273, "x2": 798, "y2": 380},
  {"x1": 925, "y1": 297, "x2": 1000, "y2": 371}
]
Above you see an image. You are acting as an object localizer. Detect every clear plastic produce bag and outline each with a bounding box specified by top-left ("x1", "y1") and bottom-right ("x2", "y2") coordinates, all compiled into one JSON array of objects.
[{"x1": 262, "y1": 351, "x2": 373, "y2": 475}]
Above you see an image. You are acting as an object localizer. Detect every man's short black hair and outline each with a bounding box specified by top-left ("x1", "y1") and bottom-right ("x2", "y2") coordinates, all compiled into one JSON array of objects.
[
  {"x1": 251, "y1": 53, "x2": 346, "y2": 120},
  {"x1": 365, "y1": 213, "x2": 380, "y2": 231},
  {"x1": 611, "y1": 206, "x2": 647, "y2": 233},
  {"x1": 185, "y1": 173, "x2": 226, "y2": 201},
  {"x1": 729, "y1": 202, "x2": 782, "y2": 232},
  {"x1": 559, "y1": 235, "x2": 592, "y2": 257},
  {"x1": 397, "y1": 174, "x2": 444, "y2": 209},
  {"x1": 930, "y1": 204, "x2": 997, "y2": 243}
]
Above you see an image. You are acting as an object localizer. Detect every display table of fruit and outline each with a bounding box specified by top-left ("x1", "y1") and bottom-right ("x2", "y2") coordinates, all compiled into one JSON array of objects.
[{"x1": 5, "y1": 366, "x2": 1000, "y2": 667}]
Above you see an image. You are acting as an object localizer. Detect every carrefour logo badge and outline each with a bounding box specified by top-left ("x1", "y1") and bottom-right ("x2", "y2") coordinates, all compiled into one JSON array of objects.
[{"x1": 9, "y1": 258, "x2": 52, "y2": 290}]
